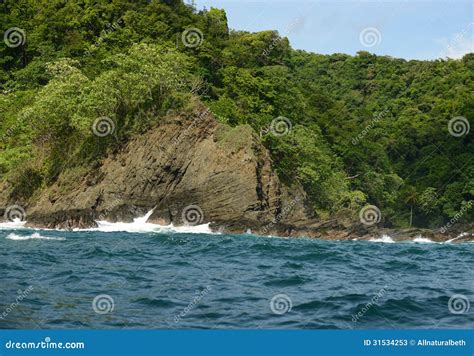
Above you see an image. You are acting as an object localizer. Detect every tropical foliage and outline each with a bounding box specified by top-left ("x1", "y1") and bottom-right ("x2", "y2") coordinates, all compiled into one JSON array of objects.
[{"x1": 1, "y1": 0, "x2": 472, "y2": 227}]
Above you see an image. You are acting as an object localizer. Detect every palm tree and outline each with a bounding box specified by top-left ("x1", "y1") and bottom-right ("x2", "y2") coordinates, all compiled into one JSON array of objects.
[{"x1": 404, "y1": 187, "x2": 419, "y2": 228}]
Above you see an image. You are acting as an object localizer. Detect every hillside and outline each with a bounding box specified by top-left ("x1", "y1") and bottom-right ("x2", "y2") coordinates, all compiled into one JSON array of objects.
[{"x1": 0, "y1": 0, "x2": 473, "y2": 232}]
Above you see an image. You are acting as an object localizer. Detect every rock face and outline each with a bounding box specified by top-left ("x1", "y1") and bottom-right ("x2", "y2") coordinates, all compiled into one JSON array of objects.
[
  {"x1": 0, "y1": 104, "x2": 472, "y2": 242},
  {"x1": 12, "y1": 105, "x2": 313, "y2": 233}
]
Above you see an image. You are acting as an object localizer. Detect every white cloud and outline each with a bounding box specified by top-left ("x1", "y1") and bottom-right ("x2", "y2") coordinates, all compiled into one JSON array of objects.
[{"x1": 439, "y1": 22, "x2": 473, "y2": 59}]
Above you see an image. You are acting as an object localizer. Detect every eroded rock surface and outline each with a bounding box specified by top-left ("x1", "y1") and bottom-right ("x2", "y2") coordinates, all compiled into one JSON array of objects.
[
  {"x1": 0, "y1": 105, "x2": 471, "y2": 242},
  {"x1": 6, "y1": 105, "x2": 312, "y2": 233}
]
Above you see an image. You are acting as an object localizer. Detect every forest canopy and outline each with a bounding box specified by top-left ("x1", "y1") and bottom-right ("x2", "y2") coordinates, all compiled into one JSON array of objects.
[{"x1": 1, "y1": 0, "x2": 473, "y2": 228}]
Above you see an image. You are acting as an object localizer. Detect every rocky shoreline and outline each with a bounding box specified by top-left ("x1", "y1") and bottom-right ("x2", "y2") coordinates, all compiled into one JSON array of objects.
[
  {"x1": 1, "y1": 105, "x2": 472, "y2": 243},
  {"x1": 0, "y1": 213, "x2": 472, "y2": 243}
]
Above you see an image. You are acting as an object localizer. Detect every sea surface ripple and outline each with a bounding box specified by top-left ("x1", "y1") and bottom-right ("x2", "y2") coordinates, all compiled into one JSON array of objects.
[{"x1": 0, "y1": 228, "x2": 473, "y2": 329}]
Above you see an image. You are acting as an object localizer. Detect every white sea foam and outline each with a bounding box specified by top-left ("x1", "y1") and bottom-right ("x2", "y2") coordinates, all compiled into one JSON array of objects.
[
  {"x1": 6, "y1": 232, "x2": 65, "y2": 241},
  {"x1": 369, "y1": 234, "x2": 395, "y2": 243},
  {"x1": 0, "y1": 211, "x2": 470, "y2": 242},
  {"x1": 80, "y1": 209, "x2": 214, "y2": 234},
  {"x1": 0, "y1": 219, "x2": 27, "y2": 230},
  {"x1": 445, "y1": 232, "x2": 469, "y2": 244},
  {"x1": 412, "y1": 236, "x2": 435, "y2": 243}
]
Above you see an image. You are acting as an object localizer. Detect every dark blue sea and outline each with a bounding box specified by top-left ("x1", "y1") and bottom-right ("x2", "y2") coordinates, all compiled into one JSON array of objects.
[{"x1": 0, "y1": 227, "x2": 473, "y2": 329}]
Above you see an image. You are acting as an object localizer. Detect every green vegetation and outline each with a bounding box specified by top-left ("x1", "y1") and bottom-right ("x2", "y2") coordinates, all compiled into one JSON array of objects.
[{"x1": 1, "y1": 0, "x2": 472, "y2": 228}]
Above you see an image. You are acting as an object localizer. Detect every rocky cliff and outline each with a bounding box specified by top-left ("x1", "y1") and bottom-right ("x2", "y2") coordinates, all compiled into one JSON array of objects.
[
  {"x1": 1, "y1": 105, "x2": 313, "y2": 234},
  {"x1": 0, "y1": 104, "x2": 472, "y2": 242}
]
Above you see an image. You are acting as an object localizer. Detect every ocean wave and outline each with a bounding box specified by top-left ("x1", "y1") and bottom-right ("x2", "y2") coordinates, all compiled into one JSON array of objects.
[
  {"x1": 87, "y1": 221, "x2": 213, "y2": 234},
  {"x1": 0, "y1": 220, "x2": 27, "y2": 230},
  {"x1": 368, "y1": 235, "x2": 395, "y2": 243},
  {"x1": 445, "y1": 232, "x2": 469, "y2": 244},
  {"x1": 5, "y1": 232, "x2": 65, "y2": 241},
  {"x1": 78, "y1": 209, "x2": 214, "y2": 234},
  {"x1": 412, "y1": 236, "x2": 435, "y2": 243},
  {"x1": 2, "y1": 224, "x2": 473, "y2": 329},
  {"x1": 0, "y1": 211, "x2": 471, "y2": 243},
  {"x1": 367, "y1": 235, "x2": 453, "y2": 244}
]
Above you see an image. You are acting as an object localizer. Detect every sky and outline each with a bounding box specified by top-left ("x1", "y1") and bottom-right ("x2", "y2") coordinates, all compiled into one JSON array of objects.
[{"x1": 192, "y1": 0, "x2": 473, "y2": 60}]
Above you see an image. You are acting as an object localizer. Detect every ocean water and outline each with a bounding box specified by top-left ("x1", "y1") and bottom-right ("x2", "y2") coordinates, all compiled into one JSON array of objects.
[{"x1": 0, "y1": 218, "x2": 473, "y2": 329}]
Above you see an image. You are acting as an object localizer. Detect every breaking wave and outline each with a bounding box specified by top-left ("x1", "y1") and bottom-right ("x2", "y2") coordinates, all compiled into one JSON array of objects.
[
  {"x1": 5, "y1": 232, "x2": 66, "y2": 241},
  {"x1": 369, "y1": 234, "x2": 395, "y2": 243},
  {"x1": 81, "y1": 209, "x2": 214, "y2": 234},
  {"x1": 0, "y1": 220, "x2": 27, "y2": 229},
  {"x1": 412, "y1": 236, "x2": 435, "y2": 243},
  {"x1": 1, "y1": 226, "x2": 473, "y2": 329},
  {"x1": 0, "y1": 210, "x2": 470, "y2": 243},
  {"x1": 445, "y1": 233, "x2": 469, "y2": 244}
]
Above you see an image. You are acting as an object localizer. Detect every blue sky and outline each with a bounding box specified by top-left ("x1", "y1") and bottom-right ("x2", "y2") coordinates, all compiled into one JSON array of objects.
[{"x1": 193, "y1": 0, "x2": 473, "y2": 60}]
